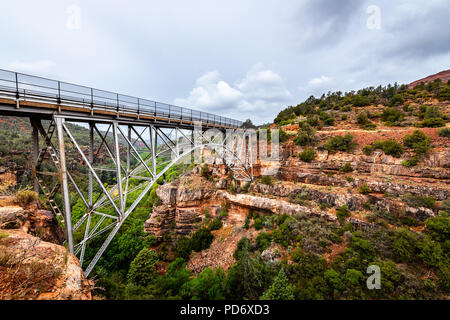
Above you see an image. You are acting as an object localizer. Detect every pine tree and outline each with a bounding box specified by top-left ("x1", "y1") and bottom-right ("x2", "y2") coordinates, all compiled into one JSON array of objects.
[{"x1": 260, "y1": 268, "x2": 295, "y2": 300}]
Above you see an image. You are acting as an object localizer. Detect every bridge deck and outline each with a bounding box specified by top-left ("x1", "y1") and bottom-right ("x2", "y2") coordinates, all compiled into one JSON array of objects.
[{"x1": 0, "y1": 69, "x2": 242, "y2": 130}]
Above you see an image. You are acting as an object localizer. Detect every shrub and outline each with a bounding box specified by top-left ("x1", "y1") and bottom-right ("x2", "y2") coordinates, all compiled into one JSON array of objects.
[
  {"x1": 359, "y1": 183, "x2": 372, "y2": 195},
  {"x1": 191, "y1": 229, "x2": 214, "y2": 252},
  {"x1": 299, "y1": 148, "x2": 316, "y2": 162},
  {"x1": 256, "y1": 232, "x2": 272, "y2": 251},
  {"x1": 324, "y1": 134, "x2": 357, "y2": 153},
  {"x1": 279, "y1": 129, "x2": 289, "y2": 142},
  {"x1": 438, "y1": 86, "x2": 450, "y2": 100},
  {"x1": 261, "y1": 175, "x2": 273, "y2": 185},
  {"x1": 244, "y1": 217, "x2": 250, "y2": 230},
  {"x1": 391, "y1": 228, "x2": 419, "y2": 262},
  {"x1": 200, "y1": 165, "x2": 211, "y2": 180},
  {"x1": 438, "y1": 127, "x2": 450, "y2": 137},
  {"x1": 363, "y1": 145, "x2": 373, "y2": 156},
  {"x1": 340, "y1": 162, "x2": 353, "y2": 173},
  {"x1": 352, "y1": 95, "x2": 370, "y2": 107},
  {"x1": 371, "y1": 140, "x2": 404, "y2": 158},
  {"x1": 421, "y1": 105, "x2": 443, "y2": 119},
  {"x1": 418, "y1": 118, "x2": 445, "y2": 128},
  {"x1": 403, "y1": 130, "x2": 431, "y2": 156},
  {"x1": 402, "y1": 194, "x2": 436, "y2": 209},
  {"x1": 420, "y1": 237, "x2": 445, "y2": 268},
  {"x1": 254, "y1": 218, "x2": 263, "y2": 231},
  {"x1": 389, "y1": 94, "x2": 405, "y2": 106},
  {"x1": 381, "y1": 107, "x2": 404, "y2": 125},
  {"x1": 401, "y1": 157, "x2": 419, "y2": 167},
  {"x1": 127, "y1": 248, "x2": 159, "y2": 286},
  {"x1": 294, "y1": 122, "x2": 317, "y2": 146},
  {"x1": 209, "y1": 218, "x2": 223, "y2": 231},
  {"x1": 425, "y1": 214, "x2": 450, "y2": 242},
  {"x1": 336, "y1": 205, "x2": 351, "y2": 224},
  {"x1": 357, "y1": 112, "x2": 369, "y2": 125},
  {"x1": 15, "y1": 190, "x2": 38, "y2": 206},
  {"x1": 176, "y1": 237, "x2": 192, "y2": 260},
  {"x1": 219, "y1": 202, "x2": 229, "y2": 217}
]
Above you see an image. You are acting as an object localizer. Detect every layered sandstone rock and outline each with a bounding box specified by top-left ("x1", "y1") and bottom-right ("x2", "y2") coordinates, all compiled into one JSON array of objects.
[
  {"x1": 0, "y1": 205, "x2": 64, "y2": 244},
  {"x1": 0, "y1": 229, "x2": 92, "y2": 300},
  {"x1": 0, "y1": 202, "x2": 92, "y2": 300}
]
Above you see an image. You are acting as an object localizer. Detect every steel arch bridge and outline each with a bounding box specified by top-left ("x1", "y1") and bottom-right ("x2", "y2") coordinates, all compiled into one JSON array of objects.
[{"x1": 0, "y1": 69, "x2": 254, "y2": 276}]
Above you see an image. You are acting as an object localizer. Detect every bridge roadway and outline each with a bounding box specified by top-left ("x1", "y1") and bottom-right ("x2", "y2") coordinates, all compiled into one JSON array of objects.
[{"x1": 0, "y1": 69, "x2": 242, "y2": 130}]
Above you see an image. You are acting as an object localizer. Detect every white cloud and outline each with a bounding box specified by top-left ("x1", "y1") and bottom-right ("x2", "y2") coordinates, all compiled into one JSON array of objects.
[
  {"x1": 175, "y1": 64, "x2": 292, "y2": 124},
  {"x1": 307, "y1": 75, "x2": 333, "y2": 86},
  {"x1": 6, "y1": 59, "x2": 56, "y2": 75},
  {"x1": 298, "y1": 75, "x2": 335, "y2": 97}
]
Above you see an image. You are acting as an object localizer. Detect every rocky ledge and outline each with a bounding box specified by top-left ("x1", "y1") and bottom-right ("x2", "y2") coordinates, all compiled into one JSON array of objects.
[{"x1": 0, "y1": 202, "x2": 92, "y2": 300}]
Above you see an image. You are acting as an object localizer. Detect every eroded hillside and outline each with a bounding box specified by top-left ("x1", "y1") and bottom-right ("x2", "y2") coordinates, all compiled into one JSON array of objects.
[{"x1": 138, "y1": 78, "x2": 449, "y2": 300}]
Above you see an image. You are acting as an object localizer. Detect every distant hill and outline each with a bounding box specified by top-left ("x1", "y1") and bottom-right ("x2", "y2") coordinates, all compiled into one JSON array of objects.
[{"x1": 409, "y1": 69, "x2": 450, "y2": 89}]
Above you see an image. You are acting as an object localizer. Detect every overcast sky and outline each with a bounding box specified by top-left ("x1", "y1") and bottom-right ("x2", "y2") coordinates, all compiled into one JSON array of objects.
[{"x1": 1, "y1": 0, "x2": 449, "y2": 124}]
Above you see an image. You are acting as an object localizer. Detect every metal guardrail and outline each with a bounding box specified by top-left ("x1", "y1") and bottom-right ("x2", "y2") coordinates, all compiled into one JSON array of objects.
[{"x1": 0, "y1": 69, "x2": 242, "y2": 128}]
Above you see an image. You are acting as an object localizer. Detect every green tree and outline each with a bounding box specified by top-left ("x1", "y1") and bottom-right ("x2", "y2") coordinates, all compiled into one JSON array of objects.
[
  {"x1": 182, "y1": 267, "x2": 226, "y2": 300},
  {"x1": 127, "y1": 248, "x2": 159, "y2": 286},
  {"x1": 260, "y1": 268, "x2": 295, "y2": 300}
]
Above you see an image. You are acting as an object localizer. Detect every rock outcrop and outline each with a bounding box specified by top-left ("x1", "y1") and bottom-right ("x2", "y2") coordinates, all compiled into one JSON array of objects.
[{"x1": 0, "y1": 201, "x2": 92, "y2": 300}]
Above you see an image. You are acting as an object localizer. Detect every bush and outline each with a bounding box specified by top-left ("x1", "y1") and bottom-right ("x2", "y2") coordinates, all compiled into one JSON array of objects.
[
  {"x1": 381, "y1": 107, "x2": 404, "y2": 125},
  {"x1": 336, "y1": 205, "x2": 351, "y2": 224},
  {"x1": 357, "y1": 112, "x2": 369, "y2": 125},
  {"x1": 127, "y1": 248, "x2": 159, "y2": 286},
  {"x1": 359, "y1": 183, "x2": 372, "y2": 195},
  {"x1": 421, "y1": 105, "x2": 443, "y2": 119},
  {"x1": 254, "y1": 218, "x2": 263, "y2": 231},
  {"x1": 352, "y1": 95, "x2": 370, "y2": 107},
  {"x1": 363, "y1": 145, "x2": 373, "y2": 156},
  {"x1": 402, "y1": 194, "x2": 436, "y2": 209},
  {"x1": 389, "y1": 94, "x2": 404, "y2": 106},
  {"x1": 261, "y1": 175, "x2": 273, "y2": 185},
  {"x1": 294, "y1": 122, "x2": 317, "y2": 146},
  {"x1": 418, "y1": 118, "x2": 445, "y2": 128},
  {"x1": 403, "y1": 130, "x2": 431, "y2": 156},
  {"x1": 279, "y1": 129, "x2": 289, "y2": 142},
  {"x1": 219, "y1": 202, "x2": 229, "y2": 217},
  {"x1": 324, "y1": 134, "x2": 357, "y2": 153},
  {"x1": 209, "y1": 218, "x2": 223, "y2": 231},
  {"x1": 420, "y1": 237, "x2": 445, "y2": 268},
  {"x1": 438, "y1": 127, "x2": 450, "y2": 137},
  {"x1": 15, "y1": 190, "x2": 38, "y2": 206},
  {"x1": 401, "y1": 157, "x2": 419, "y2": 167},
  {"x1": 425, "y1": 214, "x2": 450, "y2": 242},
  {"x1": 299, "y1": 148, "x2": 316, "y2": 162},
  {"x1": 256, "y1": 232, "x2": 272, "y2": 251},
  {"x1": 371, "y1": 140, "x2": 404, "y2": 158},
  {"x1": 191, "y1": 229, "x2": 214, "y2": 252},
  {"x1": 391, "y1": 228, "x2": 419, "y2": 262},
  {"x1": 340, "y1": 162, "x2": 353, "y2": 173},
  {"x1": 176, "y1": 237, "x2": 192, "y2": 260}
]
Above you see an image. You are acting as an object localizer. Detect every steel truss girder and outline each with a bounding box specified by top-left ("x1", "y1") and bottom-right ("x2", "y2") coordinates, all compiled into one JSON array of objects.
[{"x1": 36, "y1": 115, "x2": 253, "y2": 276}]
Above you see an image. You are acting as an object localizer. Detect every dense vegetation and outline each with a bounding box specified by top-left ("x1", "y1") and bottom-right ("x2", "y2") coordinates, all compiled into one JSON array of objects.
[
  {"x1": 94, "y1": 200, "x2": 450, "y2": 300},
  {"x1": 274, "y1": 80, "x2": 449, "y2": 128}
]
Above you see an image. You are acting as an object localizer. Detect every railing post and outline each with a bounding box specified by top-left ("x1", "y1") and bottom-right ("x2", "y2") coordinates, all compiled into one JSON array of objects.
[
  {"x1": 154, "y1": 102, "x2": 156, "y2": 117},
  {"x1": 116, "y1": 93, "x2": 120, "y2": 118},
  {"x1": 15, "y1": 72, "x2": 19, "y2": 99},
  {"x1": 169, "y1": 104, "x2": 171, "y2": 119},
  {"x1": 57, "y1": 81, "x2": 61, "y2": 104},
  {"x1": 137, "y1": 98, "x2": 140, "y2": 115}
]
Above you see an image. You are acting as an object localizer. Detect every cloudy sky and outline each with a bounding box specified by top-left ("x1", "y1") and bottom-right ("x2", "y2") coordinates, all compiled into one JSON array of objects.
[{"x1": 1, "y1": 0, "x2": 449, "y2": 124}]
